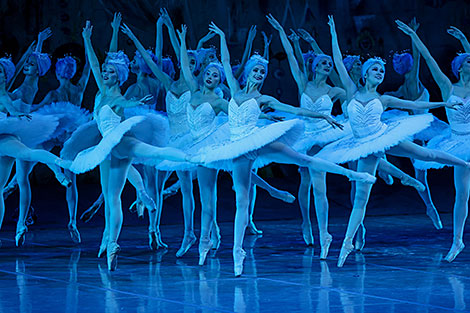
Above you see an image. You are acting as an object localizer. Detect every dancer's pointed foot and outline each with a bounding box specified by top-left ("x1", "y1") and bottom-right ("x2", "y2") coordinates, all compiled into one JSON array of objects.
[
  {"x1": 15, "y1": 225, "x2": 27, "y2": 247},
  {"x1": 176, "y1": 232, "x2": 197, "y2": 258},
  {"x1": 269, "y1": 189, "x2": 296, "y2": 203},
  {"x1": 301, "y1": 222, "x2": 314, "y2": 246},
  {"x1": 355, "y1": 224, "x2": 366, "y2": 251},
  {"x1": 198, "y1": 238, "x2": 212, "y2": 265},
  {"x1": 378, "y1": 171, "x2": 394, "y2": 185},
  {"x1": 320, "y1": 233, "x2": 333, "y2": 259},
  {"x1": 138, "y1": 190, "x2": 156, "y2": 214},
  {"x1": 426, "y1": 207, "x2": 443, "y2": 230},
  {"x1": 68, "y1": 223, "x2": 81, "y2": 244},
  {"x1": 401, "y1": 175, "x2": 425, "y2": 192},
  {"x1": 162, "y1": 184, "x2": 180, "y2": 200},
  {"x1": 445, "y1": 241, "x2": 465, "y2": 263},
  {"x1": 3, "y1": 182, "x2": 18, "y2": 199},
  {"x1": 107, "y1": 241, "x2": 121, "y2": 271},
  {"x1": 149, "y1": 230, "x2": 167, "y2": 250},
  {"x1": 349, "y1": 172, "x2": 376, "y2": 184},
  {"x1": 210, "y1": 223, "x2": 221, "y2": 249},
  {"x1": 55, "y1": 171, "x2": 72, "y2": 188},
  {"x1": 233, "y1": 248, "x2": 247, "y2": 277},
  {"x1": 246, "y1": 221, "x2": 263, "y2": 235},
  {"x1": 80, "y1": 200, "x2": 103, "y2": 223},
  {"x1": 98, "y1": 232, "x2": 108, "y2": 258},
  {"x1": 337, "y1": 241, "x2": 354, "y2": 267}
]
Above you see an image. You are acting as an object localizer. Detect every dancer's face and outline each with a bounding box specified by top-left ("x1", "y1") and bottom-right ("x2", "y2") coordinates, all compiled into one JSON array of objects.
[
  {"x1": 315, "y1": 57, "x2": 333, "y2": 76},
  {"x1": 189, "y1": 55, "x2": 197, "y2": 74},
  {"x1": 130, "y1": 57, "x2": 140, "y2": 74},
  {"x1": 247, "y1": 65, "x2": 266, "y2": 84},
  {"x1": 203, "y1": 66, "x2": 221, "y2": 89},
  {"x1": 365, "y1": 63, "x2": 385, "y2": 85},
  {"x1": 351, "y1": 60, "x2": 362, "y2": 77},
  {"x1": 23, "y1": 56, "x2": 39, "y2": 76},
  {"x1": 0, "y1": 65, "x2": 6, "y2": 86},
  {"x1": 102, "y1": 63, "x2": 119, "y2": 86},
  {"x1": 202, "y1": 51, "x2": 217, "y2": 69},
  {"x1": 460, "y1": 57, "x2": 470, "y2": 77}
]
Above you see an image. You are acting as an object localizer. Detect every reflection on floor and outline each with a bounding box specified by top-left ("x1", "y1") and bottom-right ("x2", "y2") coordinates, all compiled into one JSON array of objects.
[{"x1": 0, "y1": 213, "x2": 468, "y2": 312}]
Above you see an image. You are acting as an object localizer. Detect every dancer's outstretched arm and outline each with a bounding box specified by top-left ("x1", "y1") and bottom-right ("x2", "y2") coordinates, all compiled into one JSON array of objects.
[
  {"x1": 288, "y1": 30, "x2": 305, "y2": 74},
  {"x1": 382, "y1": 95, "x2": 460, "y2": 111},
  {"x1": 396, "y1": 20, "x2": 453, "y2": 100},
  {"x1": 82, "y1": 21, "x2": 105, "y2": 94},
  {"x1": 233, "y1": 26, "x2": 256, "y2": 80},
  {"x1": 77, "y1": 50, "x2": 91, "y2": 95},
  {"x1": 109, "y1": 12, "x2": 121, "y2": 53},
  {"x1": 35, "y1": 27, "x2": 52, "y2": 53},
  {"x1": 328, "y1": 16, "x2": 357, "y2": 99},
  {"x1": 121, "y1": 23, "x2": 173, "y2": 91},
  {"x1": 196, "y1": 31, "x2": 216, "y2": 50},
  {"x1": 209, "y1": 22, "x2": 241, "y2": 97},
  {"x1": 8, "y1": 41, "x2": 35, "y2": 91},
  {"x1": 448, "y1": 26, "x2": 470, "y2": 53},
  {"x1": 155, "y1": 16, "x2": 163, "y2": 63},
  {"x1": 160, "y1": 8, "x2": 181, "y2": 62},
  {"x1": 405, "y1": 18, "x2": 421, "y2": 97},
  {"x1": 262, "y1": 31, "x2": 272, "y2": 61},
  {"x1": 267, "y1": 14, "x2": 308, "y2": 93},
  {"x1": 177, "y1": 25, "x2": 199, "y2": 93}
]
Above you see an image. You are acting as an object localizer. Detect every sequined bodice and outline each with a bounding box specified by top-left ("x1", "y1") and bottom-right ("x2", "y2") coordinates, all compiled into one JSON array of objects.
[
  {"x1": 229, "y1": 98, "x2": 261, "y2": 140},
  {"x1": 347, "y1": 98, "x2": 387, "y2": 138},
  {"x1": 166, "y1": 91, "x2": 191, "y2": 138},
  {"x1": 187, "y1": 102, "x2": 216, "y2": 142},
  {"x1": 447, "y1": 95, "x2": 470, "y2": 135},
  {"x1": 301, "y1": 93, "x2": 333, "y2": 131}
]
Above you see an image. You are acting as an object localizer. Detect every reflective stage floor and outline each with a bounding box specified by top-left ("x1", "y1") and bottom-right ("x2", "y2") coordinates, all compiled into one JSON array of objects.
[{"x1": 0, "y1": 213, "x2": 469, "y2": 313}]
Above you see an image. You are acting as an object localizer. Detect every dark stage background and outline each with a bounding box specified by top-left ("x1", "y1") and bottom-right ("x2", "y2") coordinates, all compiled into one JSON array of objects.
[{"x1": 0, "y1": 0, "x2": 467, "y2": 228}]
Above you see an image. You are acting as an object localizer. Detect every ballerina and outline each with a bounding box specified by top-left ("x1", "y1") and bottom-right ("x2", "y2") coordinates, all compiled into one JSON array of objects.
[
  {"x1": 0, "y1": 57, "x2": 70, "y2": 243},
  {"x1": 397, "y1": 20, "x2": 470, "y2": 262},
  {"x1": 70, "y1": 21, "x2": 188, "y2": 271},
  {"x1": 200, "y1": 22, "x2": 375, "y2": 276},
  {"x1": 319, "y1": 16, "x2": 470, "y2": 267}
]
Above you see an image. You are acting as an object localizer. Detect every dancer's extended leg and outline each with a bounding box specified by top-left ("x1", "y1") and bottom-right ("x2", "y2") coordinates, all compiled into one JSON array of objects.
[
  {"x1": 0, "y1": 156, "x2": 15, "y2": 231},
  {"x1": 311, "y1": 171, "x2": 332, "y2": 259},
  {"x1": 414, "y1": 166, "x2": 442, "y2": 229},
  {"x1": 298, "y1": 167, "x2": 313, "y2": 246},
  {"x1": 65, "y1": 170, "x2": 81, "y2": 243},
  {"x1": 98, "y1": 161, "x2": 110, "y2": 258}
]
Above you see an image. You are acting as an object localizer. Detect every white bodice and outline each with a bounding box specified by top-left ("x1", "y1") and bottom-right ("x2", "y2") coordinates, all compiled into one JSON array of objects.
[
  {"x1": 447, "y1": 95, "x2": 470, "y2": 135},
  {"x1": 229, "y1": 98, "x2": 261, "y2": 141},
  {"x1": 187, "y1": 102, "x2": 216, "y2": 142},
  {"x1": 166, "y1": 91, "x2": 191, "y2": 138},
  {"x1": 347, "y1": 98, "x2": 387, "y2": 138},
  {"x1": 301, "y1": 93, "x2": 333, "y2": 131},
  {"x1": 96, "y1": 105, "x2": 121, "y2": 136}
]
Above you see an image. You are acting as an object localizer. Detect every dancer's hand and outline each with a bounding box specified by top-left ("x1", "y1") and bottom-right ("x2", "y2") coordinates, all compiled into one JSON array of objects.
[
  {"x1": 267, "y1": 114, "x2": 285, "y2": 122},
  {"x1": 328, "y1": 15, "x2": 337, "y2": 35},
  {"x1": 288, "y1": 29, "x2": 300, "y2": 42},
  {"x1": 120, "y1": 23, "x2": 135, "y2": 40},
  {"x1": 176, "y1": 25, "x2": 187, "y2": 42},
  {"x1": 82, "y1": 21, "x2": 93, "y2": 39},
  {"x1": 209, "y1": 22, "x2": 225, "y2": 37},
  {"x1": 111, "y1": 12, "x2": 122, "y2": 31},
  {"x1": 447, "y1": 26, "x2": 466, "y2": 40},
  {"x1": 38, "y1": 27, "x2": 52, "y2": 42},
  {"x1": 262, "y1": 31, "x2": 272, "y2": 47},
  {"x1": 324, "y1": 116, "x2": 344, "y2": 130},
  {"x1": 445, "y1": 101, "x2": 463, "y2": 110},
  {"x1": 396, "y1": 19, "x2": 415, "y2": 36},
  {"x1": 248, "y1": 25, "x2": 257, "y2": 42},
  {"x1": 159, "y1": 8, "x2": 172, "y2": 26},
  {"x1": 266, "y1": 14, "x2": 283, "y2": 31},
  {"x1": 199, "y1": 31, "x2": 216, "y2": 43},
  {"x1": 409, "y1": 17, "x2": 420, "y2": 32},
  {"x1": 138, "y1": 95, "x2": 154, "y2": 105},
  {"x1": 298, "y1": 28, "x2": 314, "y2": 43},
  {"x1": 9, "y1": 113, "x2": 32, "y2": 120}
]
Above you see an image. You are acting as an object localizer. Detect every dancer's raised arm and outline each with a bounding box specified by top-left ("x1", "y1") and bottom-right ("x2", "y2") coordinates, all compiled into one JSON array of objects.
[
  {"x1": 8, "y1": 41, "x2": 35, "y2": 91},
  {"x1": 328, "y1": 16, "x2": 356, "y2": 98},
  {"x1": 109, "y1": 12, "x2": 121, "y2": 53},
  {"x1": 209, "y1": 22, "x2": 240, "y2": 96},
  {"x1": 448, "y1": 26, "x2": 470, "y2": 53},
  {"x1": 262, "y1": 31, "x2": 272, "y2": 61},
  {"x1": 82, "y1": 21, "x2": 105, "y2": 93},
  {"x1": 405, "y1": 18, "x2": 421, "y2": 95},
  {"x1": 177, "y1": 25, "x2": 198, "y2": 93},
  {"x1": 160, "y1": 8, "x2": 181, "y2": 62},
  {"x1": 121, "y1": 23, "x2": 173, "y2": 91},
  {"x1": 267, "y1": 14, "x2": 307, "y2": 93},
  {"x1": 155, "y1": 16, "x2": 163, "y2": 63},
  {"x1": 35, "y1": 28, "x2": 51, "y2": 53},
  {"x1": 396, "y1": 19, "x2": 452, "y2": 100},
  {"x1": 234, "y1": 26, "x2": 257, "y2": 80},
  {"x1": 288, "y1": 30, "x2": 305, "y2": 73},
  {"x1": 77, "y1": 51, "x2": 91, "y2": 94},
  {"x1": 196, "y1": 31, "x2": 216, "y2": 50}
]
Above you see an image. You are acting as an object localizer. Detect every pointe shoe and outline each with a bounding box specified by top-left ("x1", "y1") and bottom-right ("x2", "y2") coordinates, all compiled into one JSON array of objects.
[
  {"x1": 176, "y1": 233, "x2": 197, "y2": 258},
  {"x1": 198, "y1": 238, "x2": 212, "y2": 265},
  {"x1": 155, "y1": 230, "x2": 168, "y2": 249},
  {"x1": 80, "y1": 201, "x2": 103, "y2": 223},
  {"x1": 107, "y1": 241, "x2": 121, "y2": 271},
  {"x1": 270, "y1": 189, "x2": 296, "y2": 203},
  {"x1": 337, "y1": 242, "x2": 354, "y2": 267},
  {"x1": 55, "y1": 171, "x2": 72, "y2": 188},
  {"x1": 401, "y1": 175, "x2": 425, "y2": 192},
  {"x1": 15, "y1": 226, "x2": 28, "y2": 247},
  {"x1": 320, "y1": 233, "x2": 333, "y2": 260},
  {"x1": 68, "y1": 223, "x2": 81, "y2": 244},
  {"x1": 350, "y1": 172, "x2": 376, "y2": 184},
  {"x1": 246, "y1": 221, "x2": 263, "y2": 235},
  {"x1": 301, "y1": 223, "x2": 314, "y2": 246},
  {"x1": 445, "y1": 242, "x2": 465, "y2": 263},
  {"x1": 3, "y1": 182, "x2": 18, "y2": 198},
  {"x1": 138, "y1": 190, "x2": 157, "y2": 214},
  {"x1": 426, "y1": 207, "x2": 443, "y2": 230},
  {"x1": 378, "y1": 171, "x2": 394, "y2": 185},
  {"x1": 355, "y1": 224, "x2": 366, "y2": 251},
  {"x1": 162, "y1": 184, "x2": 180, "y2": 200},
  {"x1": 149, "y1": 230, "x2": 168, "y2": 250},
  {"x1": 211, "y1": 224, "x2": 221, "y2": 250},
  {"x1": 98, "y1": 232, "x2": 108, "y2": 258},
  {"x1": 233, "y1": 248, "x2": 247, "y2": 277}
]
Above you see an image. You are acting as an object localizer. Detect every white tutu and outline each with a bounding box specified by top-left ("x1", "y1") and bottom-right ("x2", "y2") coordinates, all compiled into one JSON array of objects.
[
  {"x1": 61, "y1": 120, "x2": 101, "y2": 161},
  {"x1": 36, "y1": 101, "x2": 91, "y2": 147},
  {"x1": 124, "y1": 106, "x2": 169, "y2": 147},
  {"x1": 316, "y1": 98, "x2": 433, "y2": 164},
  {"x1": 70, "y1": 106, "x2": 147, "y2": 174},
  {"x1": 0, "y1": 112, "x2": 58, "y2": 149}
]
